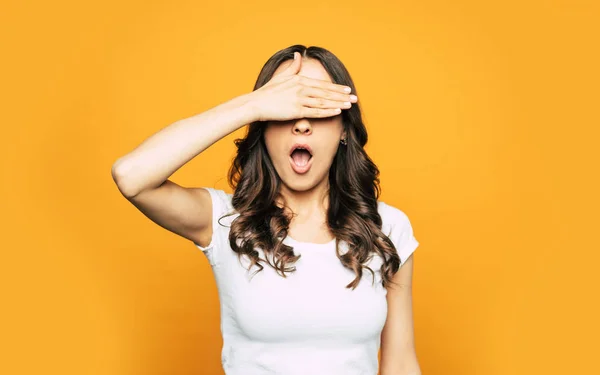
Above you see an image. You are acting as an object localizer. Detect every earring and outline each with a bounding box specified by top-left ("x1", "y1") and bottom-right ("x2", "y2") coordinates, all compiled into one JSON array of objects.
[{"x1": 340, "y1": 138, "x2": 347, "y2": 145}]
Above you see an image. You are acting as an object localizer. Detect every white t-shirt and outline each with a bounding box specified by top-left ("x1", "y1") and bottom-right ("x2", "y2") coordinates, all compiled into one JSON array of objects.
[{"x1": 194, "y1": 187, "x2": 419, "y2": 375}]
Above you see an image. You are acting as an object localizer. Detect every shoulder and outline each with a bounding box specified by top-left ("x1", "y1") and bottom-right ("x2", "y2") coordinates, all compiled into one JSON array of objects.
[
  {"x1": 202, "y1": 187, "x2": 237, "y2": 227},
  {"x1": 193, "y1": 188, "x2": 236, "y2": 265},
  {"x1": 203, "y1": 187, "x2": 234, "y2": 211},
  {"x1": 377, "y1": 200, "x2": 419, "y2": 263},
  {"x1": 203, "y1": 187, "x2": 233, "y2": 203},
  {"x1": 377, "y1": 200, "x2": 412, "y2": 229}
]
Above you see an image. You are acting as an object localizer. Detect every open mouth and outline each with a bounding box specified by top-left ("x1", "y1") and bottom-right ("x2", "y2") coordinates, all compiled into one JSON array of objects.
[{"x1": 289, "y1": 144, "x2": 313, "y2": 174}]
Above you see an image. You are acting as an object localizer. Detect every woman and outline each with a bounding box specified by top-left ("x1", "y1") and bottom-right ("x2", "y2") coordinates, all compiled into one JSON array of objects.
[{"x1": 112, "y1": 45, "x2": 421, "y2": 375}]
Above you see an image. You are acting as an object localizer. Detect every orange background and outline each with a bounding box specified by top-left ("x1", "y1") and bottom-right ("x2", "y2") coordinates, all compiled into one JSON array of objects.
[{"x1": 2, "y1": 1, "x2": 599, "y2": 374}]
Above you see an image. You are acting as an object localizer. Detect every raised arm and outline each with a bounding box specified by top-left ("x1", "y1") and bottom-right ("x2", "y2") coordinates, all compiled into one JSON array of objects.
[
  {"x1": 111, "y1": 93, "x2": 256, "y2": 246},
  {"x1": 110, "y1": 52, "x2": 355, "y2": 247}
]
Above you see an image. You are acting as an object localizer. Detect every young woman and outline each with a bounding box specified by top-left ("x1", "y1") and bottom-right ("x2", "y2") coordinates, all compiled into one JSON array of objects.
[{"x1": 112, "y1": 45, "x2": 421, "y2": 375}]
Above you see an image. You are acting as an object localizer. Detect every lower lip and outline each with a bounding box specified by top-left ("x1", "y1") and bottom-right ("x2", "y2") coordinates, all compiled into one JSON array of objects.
[{"x1": 289, "y1": 155, "x2": 313, "y2": 174}]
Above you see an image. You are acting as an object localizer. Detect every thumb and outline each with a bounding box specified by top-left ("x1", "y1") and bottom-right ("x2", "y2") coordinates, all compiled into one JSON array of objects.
[{"x1": 282, "y1": 51, "x2": 302, "y2": 76}]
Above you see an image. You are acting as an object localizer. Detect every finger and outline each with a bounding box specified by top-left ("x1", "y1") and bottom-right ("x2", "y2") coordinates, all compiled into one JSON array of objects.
[
  {"x1": 263, "y1": 54, "x2": 301, "y2": 87},
  {"x1": 300, "y1": 76, "x2": 352, "y2": 94},
  {"x1": 300, "y1": 86, "x2": 357, "y2": 103},
  {"x1": 301, "y1": 96, "x2": 351, "y2": 110},
  {"x1": 301, "y1": 107, "x2": 343, "y2": 118},
  {"x1": 281, "y1": 52, "x2": 302, "y2": 77}
]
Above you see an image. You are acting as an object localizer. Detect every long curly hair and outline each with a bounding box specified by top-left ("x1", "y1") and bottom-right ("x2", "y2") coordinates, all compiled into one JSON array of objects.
[{"x1": 223, "y1": 44, "x2": 402, "y2": 289}]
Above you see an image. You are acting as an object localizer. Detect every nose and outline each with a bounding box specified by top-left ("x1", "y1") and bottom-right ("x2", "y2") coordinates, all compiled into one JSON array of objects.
[{"x1": 292, "y1": 118, "x2": 312, "y2": 135}]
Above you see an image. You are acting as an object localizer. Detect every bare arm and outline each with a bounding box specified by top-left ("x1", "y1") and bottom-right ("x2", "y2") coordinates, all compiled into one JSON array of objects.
[
  {"x1": 112, "y1": 93, "x2": 256, "y2": 198},
  {"x1": 379, "y1": 255, "x2": 421, "y2": 375},
  {"x1": 111, "y1": 52, "x2": 355, "y2": 247},
  {"x1": 111, "y1": 93, "x2": 257, "y2": 246}
]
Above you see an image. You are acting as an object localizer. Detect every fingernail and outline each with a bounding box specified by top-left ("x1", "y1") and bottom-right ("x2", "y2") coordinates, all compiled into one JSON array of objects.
[
  {"x1": 344, "y1": 87, "x2": 351, "y2": 93},
  {"x1": 350, "y1": 95, "x2": 357, "y2": 101},
  {"x1": 294, "y1": 52, "x2": 297, "y2": 60}
]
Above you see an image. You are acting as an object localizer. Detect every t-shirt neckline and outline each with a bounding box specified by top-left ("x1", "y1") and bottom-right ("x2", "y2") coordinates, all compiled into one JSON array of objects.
[{"x1": 284, "y1": 235, "x2": 337, "y2": 247}]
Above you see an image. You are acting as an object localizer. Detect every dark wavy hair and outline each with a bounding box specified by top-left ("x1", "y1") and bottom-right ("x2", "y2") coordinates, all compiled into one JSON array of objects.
[{"x1": 223, "y1": 44, "x2": 402, "y2": 289}]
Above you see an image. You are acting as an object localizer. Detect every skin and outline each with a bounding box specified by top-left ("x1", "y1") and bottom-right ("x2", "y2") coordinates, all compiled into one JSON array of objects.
[
  {"x1": 380, "y1": 255, "x2": 421, "y2": 375},
  {"x1": 112, "y1": 51, "x2": 421, "y2": 374},
  {"x1": 263, "y1": 57, "x2": 346, "y2": 244},
  {"x1": 263, "y1": 57, "x2": 422, "y2": 375}
]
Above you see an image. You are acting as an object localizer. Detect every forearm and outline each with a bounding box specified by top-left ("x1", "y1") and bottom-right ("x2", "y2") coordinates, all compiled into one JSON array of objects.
[
  {"x1": 381, "y1": 366, "x2": 421, "y2": 375},
  {"x1": 112, "y1": 92, "x2": 257, "y2": 197},
  {"x1": 380, "y1": 348, "x2": 421, "y2": 375}
]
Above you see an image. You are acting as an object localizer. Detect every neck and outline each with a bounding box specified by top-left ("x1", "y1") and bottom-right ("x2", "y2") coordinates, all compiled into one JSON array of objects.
[{"x1": 276, "y1": 177, "x2": 330, "y2": 222}]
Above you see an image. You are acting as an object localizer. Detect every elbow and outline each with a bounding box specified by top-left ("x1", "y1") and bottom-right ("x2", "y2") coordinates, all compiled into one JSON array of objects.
[{"x1": 111, "y1": 159, "x2": 140, "y2": 198}]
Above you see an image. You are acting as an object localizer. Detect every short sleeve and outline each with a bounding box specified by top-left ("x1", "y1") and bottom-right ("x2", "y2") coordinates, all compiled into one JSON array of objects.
[
  {"x1": 379, "y1": 202, "x2": 420, "y2": 265},
  {"x1": 193, "y1": 187, "x2": 233, "y2": 266}
]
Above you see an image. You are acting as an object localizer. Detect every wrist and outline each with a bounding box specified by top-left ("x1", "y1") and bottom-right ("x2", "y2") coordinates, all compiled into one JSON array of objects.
[{"x1": 236, "y1": 91, "x2": 262, "y2": 124}]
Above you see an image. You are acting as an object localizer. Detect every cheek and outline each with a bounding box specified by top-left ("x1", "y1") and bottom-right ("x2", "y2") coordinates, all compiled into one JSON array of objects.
[
  {"x1": 314, "y1": 118, "x2": 343, "y2": 136},
  {"x1": 322, "y1": 142, "x2": 341, "y2": 163},
  {"x1": 314, "y1": 124, "x2": 344, "y2": 154},
  {"x1": 263, "y1": 125, "x2": 287, "y2": 161}
]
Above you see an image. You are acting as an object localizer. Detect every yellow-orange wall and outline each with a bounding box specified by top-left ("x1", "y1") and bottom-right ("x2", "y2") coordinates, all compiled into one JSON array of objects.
[{"x1": 2, "y1": 1, "x2": 599, "y2": 374}]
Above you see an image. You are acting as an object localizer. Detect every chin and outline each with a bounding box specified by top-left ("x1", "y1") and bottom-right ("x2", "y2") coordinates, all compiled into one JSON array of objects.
[
  {"x1": 288, "y1": 181, "x2": 317, "y2": 192},
  {"x1": 280, "y1": 177, "x2": 315, "y2": 192},
  {"x1": 283, "y1": 172, "x2": 329, "y2": 193}
]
